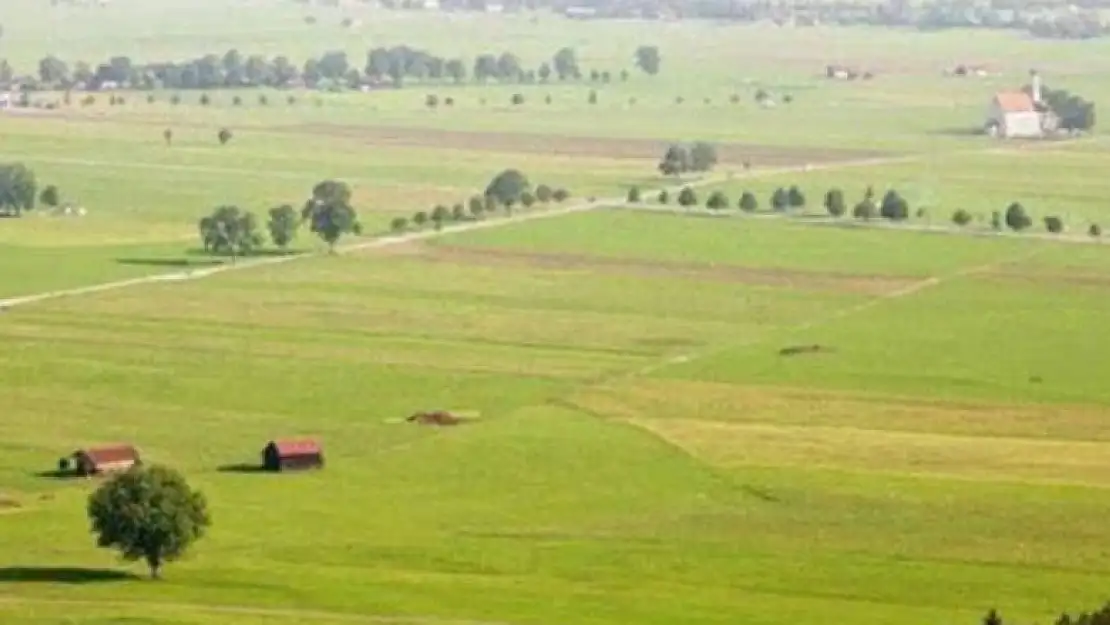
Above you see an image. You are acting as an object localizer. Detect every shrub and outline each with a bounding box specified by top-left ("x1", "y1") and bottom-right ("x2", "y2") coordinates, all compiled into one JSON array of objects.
[
  {"x1": 588, "y1": 90, "x2": 597, "y2": 105},
  {"x1": 952, "y1": 209, "x2": 973, "y2": 226},
  {"x1": 824, "y1": 188, "x2": 846, "y2": 217},
  {"x1": 199, "y1": 93, "x2": 211, "y2": 106},
  {"x1": 520, "y1": 191, "x2": 536, "y2": 208},
  {"x1": 771, "y1": 187, "x2": 789, "y2": 211},
  {"x1": 511, "y1": 93, "x2": 524, "y2": 105},
  {"x1": 1005, "y1": 202, "x2": 1032, "y2": 231},
  {"x1": 729, "y1": 94, "x2": 740, "y2": 104},
  {"x1": 552, "y1": 188, "x2": 570, "y2": 202},
  {"x1": 431, "y1": 204, "x2": 451, "y2": 227},
  {"x1": 259, "y1": 94, "x2": 269, "y2": 105},
  {"x1": 232, "y1": 96, "x2": 243, "y2": 106},
  {"x1": 535, "y1": 184, "x2": 553, "y2": 203},
  {"x1": 739, "y1": 191, "x2": 758, "y2": 212},
  {"x1": 627, "y1": 186, "x2": 642, "y2": 203},
  {"x1": 146, "y1": 94, "x2": 156, "y2": 104},
  {"x1": 675, "y1": 96, "x2": 684, "y2": 104},
  {"x1": 853, "y1": 199, "x2": 877, "y2": 220},
  {"x1": 1090, "y1": 223, "x2": 1102, "y2": 237},
  {"x1": 544, "y1": 94, "x2": 552, "y2": 105},
  {"x1": 880, "y1": 189, "x2": 908, "y2": 221},
  {"x1": 444, "y1": 96, "x2": 454, "y2": 107},
  {"x1": 468, "y1": 196, "x2": 484, "y2": 218},
  {"x1": 170, "y1": 94, "x2": 181, "y2": 105},
  {"x1": 915, "y1": 207, "x2": 927, "y2": 219},
  {"x1": 287, "y1": 95, "x2": 297, "y2": 105},
  {"x1": 706, "y1": 190, "x2": 729, "y2": 210},
  {"x1": 425, "y1": 94, "x2": 439, "y2": 108},
  {"x1": 1044, "y1": 215, "x2": 1064, "y2": 234},
  {"x1": 452, "y1": 203, "x2": 466, "y2": 220},
  {"x1": 991, "y1": 211, "x2": 1003, "y2": 231},
  {"x1": 677, "y1": 186, "x2": 698, "y2": 207},
  {"x1": 390, "y1": 217, "x2": 408, "y2": 232},
  {"x1": 787, "y1": 185, "x2": 806, "y2": 208},
  {"x1": 413, "y1": 211, "x2": 429, "y2": 228},
  {"x1": 218, "y1": 128, "x2": 233, "y2": 145},
  {"x1": 658, "y1": 190, "x2": 669, "y2": 204}
]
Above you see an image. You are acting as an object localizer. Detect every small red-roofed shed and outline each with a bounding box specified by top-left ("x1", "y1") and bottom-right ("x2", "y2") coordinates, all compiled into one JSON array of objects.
[
  {"x1": 73, "y1": 445, "x2": 141, "y2": 477},
  {"x1": 262, "y1": 439, "x2": 324, "y2": 472}
]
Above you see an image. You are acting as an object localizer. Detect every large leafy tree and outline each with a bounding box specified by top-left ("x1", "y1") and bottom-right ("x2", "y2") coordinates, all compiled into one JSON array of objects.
[
  {"x1": 658, "y1": 145, "x2": 689, "y2": 176},
  {"x1": 824, "y1": 188, "x2": 846, "y2": 217},
  {"x1": 634, "y1": 45, "x2": 661, "y2": 75},
  {"x1": 197, "y1": 205, "x2": 263, "y2": 259},
  {"x1": 485, "y1": 169, "x2": 530, "y2": 207},
  {"x1": 1005, "y1": 202, "x2": 1032, "y2": 231},
  {"x1": 0, "y1": 163, "x2": 38, "y2": 217},
  {"x1": 552, "y1": 47, "x2": 580, "y2": 81},
  {"x1": 688, "y1": 142, "x2": 718, "y2": 172},
  {"x1": 87, "y1": 465, "x2": 210, "y2": 579},
  {"x1": 302, "y1": 180, "x2": 361, "y2": 252},
  {"x1": 267, "y1": 204, "x2": 300, "y2": 250}
]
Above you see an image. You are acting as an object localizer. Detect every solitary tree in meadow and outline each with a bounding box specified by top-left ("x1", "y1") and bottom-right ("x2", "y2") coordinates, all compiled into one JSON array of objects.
[
  {"x1": 87, "y1": 465, "x2": 210, "y2": 580},
  {"x1": 634, "y1": 45, "x2": 661, "y2": 75},
  {"x1": 0, "y1": 163, "x2": 38, "y2": 217},
  {"x1": 1089, "y1": 223, "x2": 1102, "y2": 237},
  {"x1": 302, "y1": 180, "x2": 361, "y2": 252},
  {"x1": 267, "y1": 204, "x2": 300, "y2": 250}
]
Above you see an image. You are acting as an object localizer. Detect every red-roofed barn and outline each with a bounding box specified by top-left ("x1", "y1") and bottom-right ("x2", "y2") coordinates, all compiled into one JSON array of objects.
[
  {"x1": 262, "y1": 439, "x2": 324, "y2": 472},
  {"x1": 73, "y1": 445, "x2": 141, "y2": 477}
]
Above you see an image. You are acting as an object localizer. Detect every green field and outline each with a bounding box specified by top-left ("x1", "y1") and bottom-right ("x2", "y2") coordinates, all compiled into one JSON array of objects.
[{"x1": 3, "y1": 1, "x2": 1110, "y2": 624}]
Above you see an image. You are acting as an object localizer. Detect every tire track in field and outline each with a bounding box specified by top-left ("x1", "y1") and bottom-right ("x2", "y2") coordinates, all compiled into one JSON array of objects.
[
  {"x1": 0, "y1": 595, "x2": 511, "y2": 625},
  {"x1": 0, "y1": 152, "x2": 917, "y2": 311}
]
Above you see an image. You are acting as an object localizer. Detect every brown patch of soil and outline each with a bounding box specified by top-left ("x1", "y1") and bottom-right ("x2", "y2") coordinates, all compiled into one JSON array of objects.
[
  {"x1": 0, "y1": 497, "x2": 21, "y2": 510},
  {"x1": 408, "y1": 410, "x2": 465, "y2": 426},
  {"x1": 292, "y1": 124, "x2": 891, "y2": 166},
  {"x1": 779, "y1": 344, "x2": 835, "y2": 356},
  {"x1": 404, "y1": 243, "x2": 920, "y2": 295}
]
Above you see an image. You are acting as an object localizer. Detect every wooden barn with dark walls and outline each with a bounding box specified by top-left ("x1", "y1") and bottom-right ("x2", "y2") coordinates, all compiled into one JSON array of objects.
[
  {"x1": 262, "y1": 439, "x2": 324, "y2": 472},
  {"x1": 71, "y1": 444, "x2": 141, "y2": 477}
]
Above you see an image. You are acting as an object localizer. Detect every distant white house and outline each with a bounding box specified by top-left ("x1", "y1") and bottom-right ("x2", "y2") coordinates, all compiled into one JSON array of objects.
[
  {"x1": 986, "y1": 91, "x2": 1042, "y2": 138},
  {"x1": 0, "y1": 93, "x2": 11, "y2": 109}
]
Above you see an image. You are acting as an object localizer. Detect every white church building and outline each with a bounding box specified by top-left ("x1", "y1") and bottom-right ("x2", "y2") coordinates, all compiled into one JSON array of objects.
[{"x1": 985, "y1": 71, "x2": 1053, "y2": 139}]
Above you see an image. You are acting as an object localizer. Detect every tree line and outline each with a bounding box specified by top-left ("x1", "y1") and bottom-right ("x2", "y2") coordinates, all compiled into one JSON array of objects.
[
  {"x1": 640, "y1": 183, "x2": 1099, "y2": 237},
  {"x1": 984, "y1": 603, "x2": 1110, "y2": 625},
  {"x1": 3, "y1": 45, "x2": 659, "y2": 92},
  {"x1": 199, "y1": 180, "x2": 361, "y2": 260},
  {"x1": 390, "y1": 169, "x2": 571, "y2": 233}
]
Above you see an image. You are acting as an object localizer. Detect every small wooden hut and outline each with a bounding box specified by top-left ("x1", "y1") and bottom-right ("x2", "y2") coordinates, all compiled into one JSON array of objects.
[
  {"x1": 72, "y1": 445, "x2": 141, "y2": 477},
  {"x1": 262, "y1": 439, "x2": 324, "y2": 472}
]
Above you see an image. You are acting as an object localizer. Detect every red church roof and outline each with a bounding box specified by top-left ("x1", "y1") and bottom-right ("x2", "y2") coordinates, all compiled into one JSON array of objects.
[
  {"x1": 76, "y1": 445, "x2": 140, "y2": 467},
  {"x1": 994, "y1": 91, "x2": 1036, "y2": 113}
]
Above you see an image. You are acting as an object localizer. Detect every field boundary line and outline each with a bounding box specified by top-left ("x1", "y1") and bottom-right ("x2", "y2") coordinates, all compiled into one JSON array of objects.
[
  {"x1": 615, "y1": 246, "x2": 1045, "y2": 381},
  {"x1": 0, "y1": 595, "x2": 511, "y2": 625},
  {"x1": 0, "y1": 152, "x2": 919, "y2": 311}
]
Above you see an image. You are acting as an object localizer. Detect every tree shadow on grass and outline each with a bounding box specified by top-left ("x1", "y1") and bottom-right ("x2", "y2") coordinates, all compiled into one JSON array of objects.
[
  {"x1": 927, "y1": 126, "x2": 988, "y2": 137},
  {"x1": 216, "y1": 463, "x2": 267, "y2": 474},
  {"x1": 0, "y1": 567, "x2": 138, "y2": 584},
  {"x1": 115, "y1": 257, "x2": 224, "y2": 268},
  {"x1": 32, "y1": 469, "x2": 77, "y2": 480}
]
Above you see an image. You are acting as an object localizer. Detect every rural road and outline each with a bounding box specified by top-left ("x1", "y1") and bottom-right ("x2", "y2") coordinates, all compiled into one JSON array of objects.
[{"x1": 0, "y1": 152, "x2": 916, "y2": 311}]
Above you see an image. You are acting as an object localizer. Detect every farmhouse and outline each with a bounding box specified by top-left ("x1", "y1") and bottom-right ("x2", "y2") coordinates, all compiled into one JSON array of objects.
[
  {"x1": 262, "y1": 439, "x2": 324, "y2": 472},
  {"x1": 985, "y1": 71, "x2": 1058, "y2": 139},
  {"x1": 71, "y1": 445, "x2": 141, "y2": 477}
]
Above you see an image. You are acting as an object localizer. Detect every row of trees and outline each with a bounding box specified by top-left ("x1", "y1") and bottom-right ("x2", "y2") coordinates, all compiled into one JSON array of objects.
[
  {"x1": 198, "y1": 180, "x2": 361, "y2": 258},
  {"x1": 984, "y1": 602, "x2": 1110, "y2": 625},
  {"x1": 392, "y1": 171, "x2": 570, "y2": 233},
  {"x1": 5, "y1": 45, "x2": 659, "y2": 92},
  {"x1": 642, "y1": 182, "x2": 1100, "y2": 237},
  {"x1": 0, "y1": 163, "x2": 64, "y2": 217}
]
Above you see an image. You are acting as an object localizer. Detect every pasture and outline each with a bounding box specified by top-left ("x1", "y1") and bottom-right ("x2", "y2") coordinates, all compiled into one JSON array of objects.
[{"x1": 2, "y1": 1, "x2": 1110, "y2": 624}]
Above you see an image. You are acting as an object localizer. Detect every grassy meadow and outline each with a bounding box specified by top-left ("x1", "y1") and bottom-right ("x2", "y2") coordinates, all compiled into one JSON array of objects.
[{"x1": 3, "y1": 1, "x2": 1110, "y2": 624}]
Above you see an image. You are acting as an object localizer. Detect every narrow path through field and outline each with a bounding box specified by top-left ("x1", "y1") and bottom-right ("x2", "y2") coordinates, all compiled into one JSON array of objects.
[
  {"x1": 0, "y1": 595, "x2": 510, "y2": 625},
  {"x1": 0, "y1": 152, "x2": 917, "y2": 311}
]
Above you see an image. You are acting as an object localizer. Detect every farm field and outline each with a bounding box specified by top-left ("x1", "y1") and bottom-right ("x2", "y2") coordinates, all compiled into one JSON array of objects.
[{"x1": 3, "y1": 0, "x2": 1110, "y2": 624}]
